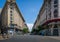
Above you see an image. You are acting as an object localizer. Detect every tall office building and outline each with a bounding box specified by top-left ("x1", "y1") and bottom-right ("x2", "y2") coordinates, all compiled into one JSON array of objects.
[{"x1": 33, "y1": 0, "x2": 60, "y2": 36}]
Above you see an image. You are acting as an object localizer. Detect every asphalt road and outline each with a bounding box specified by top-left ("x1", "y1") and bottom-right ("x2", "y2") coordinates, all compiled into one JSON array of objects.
[{"x1": 0, "y1": 35, "x2": 60, "y2": 42}]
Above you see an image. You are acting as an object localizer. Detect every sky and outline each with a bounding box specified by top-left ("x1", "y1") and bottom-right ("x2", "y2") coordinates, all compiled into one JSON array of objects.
[{"x1": 0, "y1": 0, "x2": 43, "y2": 32}]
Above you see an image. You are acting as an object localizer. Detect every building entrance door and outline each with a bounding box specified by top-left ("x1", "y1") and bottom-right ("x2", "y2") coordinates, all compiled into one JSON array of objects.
[{"x1": 53, "y1": 24, "x2": 59, "y2": 36}]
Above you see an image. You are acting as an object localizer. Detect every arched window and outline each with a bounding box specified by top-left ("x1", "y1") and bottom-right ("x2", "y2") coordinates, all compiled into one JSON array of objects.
[
  {"x1": 54, "y1": 9, "x2": 58, "y2": 18},
  {"x1": 54, "y1": 0, "x2": 58, "y2": 4},
  {"x1": 54, "y1": 24, "x2": 58, "y2": 28}
]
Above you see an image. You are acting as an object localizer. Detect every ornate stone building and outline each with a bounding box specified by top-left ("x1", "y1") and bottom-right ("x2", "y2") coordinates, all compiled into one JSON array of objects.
[
  {"x1": 1, "y1": 0, "x2": 28, "y2": 36},
  {"x1": 33, "y1": 0, "x2": 60, "y2": 36}
]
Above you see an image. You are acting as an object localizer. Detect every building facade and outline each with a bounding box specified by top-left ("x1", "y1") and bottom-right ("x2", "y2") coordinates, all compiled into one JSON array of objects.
[
  {"x1": 0, "y1": 8, "x2": 2, "y2": 34},
  {"x1": 33, "y1": 0, "x2": 60, "y2": 36},
  {"x1": 1, "y1": 0, "x2": 28, "y2": 36}
]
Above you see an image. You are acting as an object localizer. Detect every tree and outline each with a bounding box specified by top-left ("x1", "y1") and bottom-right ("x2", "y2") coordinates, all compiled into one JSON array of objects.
[
  {"x1": 31, "y1": 29, "x2": 36, "y2": 33},
  {"x1": 44, "y1": 25, "x2": 49, "y2": 29},
  {"x1": 23, "y1": 28, "x2": 29, "y2": 33},
  {"x1": 31, "y1": 26, "x2": 44, "y2": 34},
  {"x1": 37, "y1": 25, "x2": 44, "y2": 31}
]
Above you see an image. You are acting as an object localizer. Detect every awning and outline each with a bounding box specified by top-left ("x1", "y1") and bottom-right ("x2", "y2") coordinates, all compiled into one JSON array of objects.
[{"x1": 42, "y1": 18, "x2": 60, "y2": 25}]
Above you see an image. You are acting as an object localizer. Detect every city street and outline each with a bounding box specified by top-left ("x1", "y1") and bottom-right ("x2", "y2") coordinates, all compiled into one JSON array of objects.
[{"x1": 0, "y1": 35, "x2": 60, "y2": 42}]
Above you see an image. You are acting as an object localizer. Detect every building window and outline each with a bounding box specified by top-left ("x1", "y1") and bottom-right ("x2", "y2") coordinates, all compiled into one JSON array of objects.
[
  {"x1": 49, "y1": 13, "x2": 51, "y2": 19},
  {"x1": 10, "y1": 21, "x2": 13, "y2": 24},
  {"x1": 10, "y1": 7, "x2": 14, "y2": 10},
  {"x1": 10, "y1": 17, "x2": 13, "y2": 20},
  {"x1": 10, "y1": 4, "x2": 13, "y2": 6},
  {"x1": 54, "y1": 13, "x2": 58, "y2": 18},
  {"x1": 10, "y1": 17, "x2": 12, "y2": 20},
  {"x1": 10, "y1": 4, "x2": 14, "y2": 9},
  {"x1": 10, "y1": 14, "x2": 12, "y2": 16},
  {"x1": 11, "y1": 0, "x2": 12, "y2": 2},
  {"x1": 54, "y1": 5, "x2": 58, "y2": 8},
  {"x1": 10, "y1": 24, "x2": 14, "y2": 28},
  {"x1": 10, "y1": 3, "x2": 14, "y2": 6},
  {"x1": 54, "y1": 0, "x2": 58, "y2": 4},
  {"x1": 54, "y1": 9, "x2": 58, "y2": 18},
  {"x1": 54, "y1": 9, "x2": 58, "y2": 13},
  {"x1": 10, "y1": 11, "x2": 12, "y2": 13},
  {"x1": 10, "y1": 7, "x2": 13, "y2": 9}
]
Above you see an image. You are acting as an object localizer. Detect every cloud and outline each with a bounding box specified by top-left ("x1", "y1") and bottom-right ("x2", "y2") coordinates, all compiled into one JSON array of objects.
[{"x1": 27, "y1": 23, "x2": 33, "y2": 32}]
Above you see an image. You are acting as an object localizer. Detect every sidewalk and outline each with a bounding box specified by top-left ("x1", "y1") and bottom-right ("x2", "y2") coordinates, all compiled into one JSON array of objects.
[
  {"x1": 0, "y1": 35, "x2": 9, "y2": 40},
  {"x1": 0, "y1": 35, "x2": 4, "y2": 40},
  {"x1": 47, "y1": 36, "x2": 60, "y2": 40}
]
